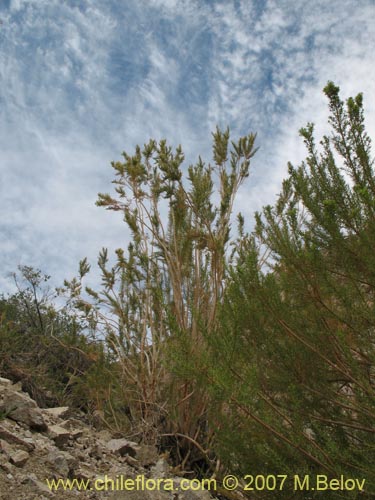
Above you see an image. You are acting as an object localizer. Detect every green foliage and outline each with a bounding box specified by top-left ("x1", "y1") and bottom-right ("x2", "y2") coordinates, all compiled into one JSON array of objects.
[
  {"x1": 3, "y1": 83, "x2": 373, "y2": 497},
  {"x1": 0, "y1": 266, "x2": 104, "y2": 411},
  {"x1": 208, "y1": 84, "x2": 375, "y2": 498},
  {"x1": 63, "y1": 129, "x2": 258, "y2": 464}
]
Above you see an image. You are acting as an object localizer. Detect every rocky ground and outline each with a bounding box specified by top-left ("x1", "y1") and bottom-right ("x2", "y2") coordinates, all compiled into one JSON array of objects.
[{"x1": 0, "y1": 377, "x2": 221, "y2": 500}]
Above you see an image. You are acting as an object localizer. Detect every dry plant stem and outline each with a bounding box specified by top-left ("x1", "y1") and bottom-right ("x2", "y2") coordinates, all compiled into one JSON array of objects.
[
  {"x1": 278, "y1": 319, "x2": 372, "y2": 396},
  {"x1": 49, "y1": 327, "x2": 93, "y2": 360},
  {"x1": 309, "y1": 415, "x2": 375, "y2": 433},
  {"x1": 229, "y1": 394, "x2": 336, "y2": 475},
  {"x1": 160, "y1": 432, "x2": 212, "y2": 463},
  {"x1": 229, "y1": 365, "x2": 337, "y2": 470},
  {"x1": 258, "y1": 392, "x2": 336, "y2": 469},
  {"x1": 301, "y1": 383, "x2": 375, "y2": 418}
]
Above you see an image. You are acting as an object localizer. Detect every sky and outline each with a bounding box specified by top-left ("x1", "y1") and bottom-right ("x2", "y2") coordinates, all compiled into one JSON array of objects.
[{"x1": 0, "y1": 0, "x2": 374, "y2": 293}]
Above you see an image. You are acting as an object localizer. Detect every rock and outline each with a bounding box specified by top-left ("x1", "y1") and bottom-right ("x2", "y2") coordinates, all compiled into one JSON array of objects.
[
  {"x1": 0, "y1": 424, "x2": 35, "y2": 451},
  {"x1": 0, "y1": 389, "x2": 47, "y2": 431},
  {"x1": 11, "y1": 381, "x2": 23, "y2": 391},
  {"x1": 48, "y1": 424, "x2": 71, "y2": 447},
  {"x1": 70, "y1": 428, "x2": 84, "y2": 440},
  {"x1": 76, "y1": 467, "x2": 95, "y2": 481},
  {"x1": 59, "y1": 419, "x2": 85, "y2": 439},
  {"x1": 150, "y1": 457, "x2": 169, "y2": 478},
  {"x1": 9, "y1": 449, "x2": 30, "y2": 467},
  {"x1": 0, "y1": 377, "x2": 12, "y2": 386},
  {"x1": 134, "y1": 444, "x2": 159, "y2": 467},
  {"x1": 124, "y1": 454, "x2": 138, "y2": 467},
  {"x1": 45, "y1": 449, "x2": 77, "y2": 477},
  {"x1": 32, "y1": 433, "x2": 55, "y2": 453},
  {"x1": 21, "y1": 473, "x2": 55, "y2": 497},
  {"x1": 0, "y1": 377, "x2": 218, "y2": 500},
  {"x1": 97, "y1": 429, "x2": 112, "y2": 441},
  {"x1": 106, "y1": 439, "x2": 138, "y2": 457},
  {"x1": 42, "y1": 407, "x2": 70, "y2": 419},
  {"x1": 60, "y1": 417, "x2": 84, "y2": 429},
  {"x1": 105, "y1": 439, "x2": 158, "y2": 465},
  {"x1": 0, "y1": 437, "x2": 13, "y2": 455},
  {"x1": 88, "y1": 443, "x2": 104, "y2": 460},
  {"x1": 0, "y1": 453, "x2": 14, "y2": 473}
]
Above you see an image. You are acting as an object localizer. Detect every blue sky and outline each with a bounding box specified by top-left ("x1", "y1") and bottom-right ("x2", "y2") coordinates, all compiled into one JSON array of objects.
[{"x1": 1, "y1": 0, "x2": 375, "y2": 292}]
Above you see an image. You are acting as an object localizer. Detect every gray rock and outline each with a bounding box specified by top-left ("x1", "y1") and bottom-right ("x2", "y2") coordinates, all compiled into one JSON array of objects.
[
  {"x1": 124, "y1": 455, "x2": 138, "y2": 467},
  {"x1": 135, "y1": 444, "x2": 159, "y2": 467},
  {"x1": 105, "y1": 439, "x2": 158, "y2": 466},
  {"x1": 0, "y1": 377, "x2": 12, "y2": 386},
  {"x1": 88, "y1": 443, "x2": 104, "y2": 460},
  {"x1": 1, "y1": 389, "x2": 47, "y2": 431},
  {"x1": 97, "y1": 429, "x2": 112, "y2": 441},
  {"x1": 0, "y1": 424, "x2": 35, "y2": 451},
  {"x1": 45, "y1": 449, "x2": 77, "y2": 477},
  {"x1": 75, "y1": 465, "x2": 96, "y2": 480},
  {"x1": 106, "y1": 439, "x2": 138, "y2": 457},
  {"x1": 0, "y1": 453, "x2": 14, "y2": 473},
  {"x1": 48, "y1": 424, "x2": 71, "y2": 447},
  {"x1": 9, "y1": 449, "x2": 30, "y2": 467},
  {"x1": 21, "y1": 473, "x2": 55, "y2": 497},
  {"x1": 42, "y1": 407, "x2": 70, "y2": 419},
  {"x1": 59, "y1": 419, "x2": 85, "y2": 439},
  {"x1": 0, "y1": 437, "x2": 13, "y2": 455},
  {"x1": 0, "y1": 379, "x2": 218, "y2": 500},
  {"x1": 150, "y1": 457, "x2": 170, "y2": 478}
]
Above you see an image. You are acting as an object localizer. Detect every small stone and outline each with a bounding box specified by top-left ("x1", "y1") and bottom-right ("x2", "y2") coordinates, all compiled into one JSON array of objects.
[
  {"x1": 48, "y1": 424, "x2": 71, "y2": 447},
  {"x1": 150, "y1": 457, "x2": 170, "y2": 478},
  {"x1": 59, "y1": 419, "x2": 84, "y2": 439},
  {"x1": 135, "y1": 444, "x2": 159, "y2": 467},
  {"x1": 42, "y1": 407, "x2": 70, "y2": 419},
  {"x1": 0, "y1": 377, "x2": 12, "y2": 386},
  {"x1": 75, "y1": 466, "x2": 95, "y2": 481},
  {"x1": 9, "y1": 449, "x2": 29, "y2": 467},
  {"x1": 124, "y1": 455, "x2": 138, "y2": 467},
  {"x1": 0, "y1": 425, "x2": 35, "y2": 452},
  {"x1": 22, "y1": 473, "x2": 55, "y2": 497},
  {"x1": 106, "y1": 438, "x2": 138, "y2": 457},
  {"x1": 88, "y1": 443, "x2": 103, "y2": 459},
  {"x1": 0, "y1": 390, "x2": 47, "y2": 431},
  {"x1": 60, "y1": 417, "x2": 85, "y2": 429},
  {"x1": 45, "y1": 450, "x2": 68, "y2": 476},
  {"x1": 70, "y1": 429, "x2": 84, "y2": 439},
  {"x1": 0, "y1": 454, "x2": 14, "y2": 473},
  {"x1": 0, "y1": 437, "x2": 13, "y2": 454},
  {"x1": 97, "y1": 429, "x2": 112, "y2": 441},
  {"x1": 46, "y1": 449, "x2": 77, "y2": 476}
]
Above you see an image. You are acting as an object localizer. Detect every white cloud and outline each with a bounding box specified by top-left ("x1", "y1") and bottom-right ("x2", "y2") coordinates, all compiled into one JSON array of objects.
[
  {"x1": 0, "y1": 0, "x2": 374, "y2": 293},
  {"x1": 202, "y1": 0, "x2": 375, "y2": 229}
]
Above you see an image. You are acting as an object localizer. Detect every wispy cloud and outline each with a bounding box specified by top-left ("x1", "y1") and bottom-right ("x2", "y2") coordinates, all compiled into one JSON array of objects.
[
  {"x1": 0, "y1": 0, "x2": 374, "y2": 292},
  {"x1": 204, "y1": 0, "x2": 375, "y2": 220}
]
